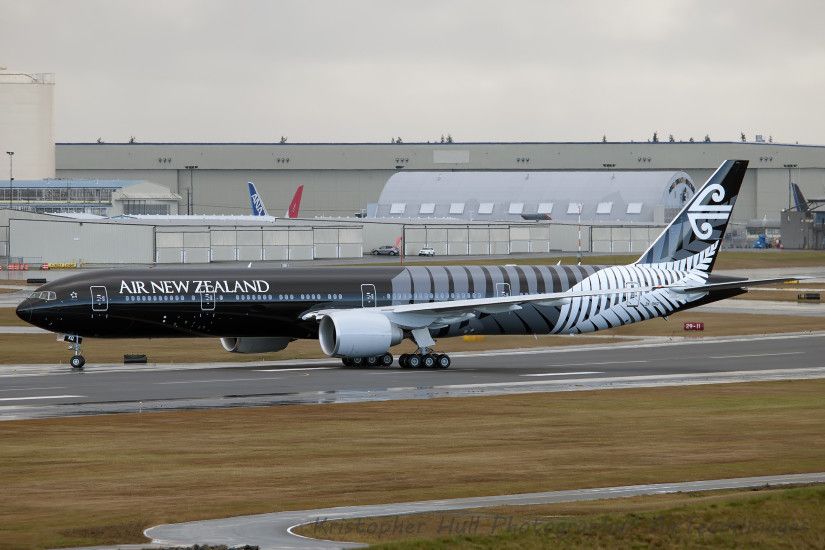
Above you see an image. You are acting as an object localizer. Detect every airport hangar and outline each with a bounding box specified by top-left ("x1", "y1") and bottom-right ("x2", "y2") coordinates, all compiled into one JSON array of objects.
[{"x1": 3, "y1": 141, "x2": 825, "y2": 264}]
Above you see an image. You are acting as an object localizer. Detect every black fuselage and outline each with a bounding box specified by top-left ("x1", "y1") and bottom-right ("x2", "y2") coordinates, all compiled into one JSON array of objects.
[{"x1": 16, "y1": 264, "x2": 607, "y2": 339}]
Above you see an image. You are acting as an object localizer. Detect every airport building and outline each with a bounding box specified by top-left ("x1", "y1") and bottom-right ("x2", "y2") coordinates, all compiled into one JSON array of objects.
[{"x1": 3, "y1": 69, "x2": 825, "y2": 263}]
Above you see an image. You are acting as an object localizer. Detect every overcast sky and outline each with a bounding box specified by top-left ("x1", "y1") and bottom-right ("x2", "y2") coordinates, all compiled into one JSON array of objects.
[{"x1": 2, "y1": 0, "x2": 824, "y2": 144}]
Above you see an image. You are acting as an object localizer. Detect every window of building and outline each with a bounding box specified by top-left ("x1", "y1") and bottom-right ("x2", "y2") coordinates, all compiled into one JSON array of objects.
[
  {"x1": 122, "y1": 200, "x2": 171, "y2": 215},
  {"x1": 596, "y1": 202, "x2": 613, "y2": 215},
  {"x1": 567, "y1": 202, "x2": 583, "y2": 215},
  {"x1": 477, "y1": 202, "x2": 494, "y2": 214},
  {"x1": 626, "y1": 202, "x2": 643, "y2": 214},
  {"x1": 419, "y1": 202, "x2": 435, "y2": 214},
  {"x1": 449, "y1": 202, "x2": 465, "y2": 214},
  {"x1": 508, "y1": 202, "x2": 524, "y2": 214},
  {"x1": 537, "y1": 202, "x2": 553, "y2": 214},
  {"x1": 389, "y1": 202, "x2": 406, "y2": 214}
]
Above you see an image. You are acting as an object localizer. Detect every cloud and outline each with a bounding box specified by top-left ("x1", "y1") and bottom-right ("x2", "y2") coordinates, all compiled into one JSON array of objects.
[{"x1": 1, "y1": 0, "x2": 823, "y2": 143}]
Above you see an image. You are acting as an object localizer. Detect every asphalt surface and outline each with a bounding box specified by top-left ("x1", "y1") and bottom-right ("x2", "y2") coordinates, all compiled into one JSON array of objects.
[
  {"x1": 2, "y1": 332, "x2": 825, "y2": 420},
  {"x1": 143, "y1": 472, "x2": 825, "y2": 549}
]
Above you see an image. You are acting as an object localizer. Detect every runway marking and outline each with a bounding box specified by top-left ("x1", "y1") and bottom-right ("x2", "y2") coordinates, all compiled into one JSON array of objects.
[
  {"x1": 708, "y1": 352, "x2": 805, "y2": 360},
  {"x1": 521, "y1": 371, "x2": 604, "y2": 377},
  {"x1": 0, "y1": 386, "x2": 66, "y2": 392},
  {"x1": 0, "y1": 395, "x2": 83, "y2": 402},
  {"x1": 545, "y1": 360, "x2": 648, "y2": 367},
  {"x1": 157, "y1": 377, "x2": 283, "y2": 385},
  {"x1": 258, "y1": 367, "x2": 337, "y2": 372}
]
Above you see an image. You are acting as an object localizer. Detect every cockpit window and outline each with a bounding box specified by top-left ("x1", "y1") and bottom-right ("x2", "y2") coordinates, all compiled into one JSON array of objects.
[{"x1": 29, "y1": 291, "x2": 57, "y2": 301}]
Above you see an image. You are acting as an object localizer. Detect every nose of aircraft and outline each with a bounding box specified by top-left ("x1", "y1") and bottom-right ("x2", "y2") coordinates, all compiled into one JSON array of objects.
[{"x1": 16, "y1": 299, "x2": 32, "y2": 322}]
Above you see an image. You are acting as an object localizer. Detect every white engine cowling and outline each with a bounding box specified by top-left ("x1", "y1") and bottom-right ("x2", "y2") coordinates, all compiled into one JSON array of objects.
[
  {"x1": 220, "y1": 337, "x2": 294, "y2": 353},
  {"x1": 319, "y1": 310, "x2": 403, "y2": 357}
]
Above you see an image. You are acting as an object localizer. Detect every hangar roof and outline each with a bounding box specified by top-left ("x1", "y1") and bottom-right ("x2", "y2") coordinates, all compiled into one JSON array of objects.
[{"x1": 372, "y1": 171, "x2": 695, "y2": 222}]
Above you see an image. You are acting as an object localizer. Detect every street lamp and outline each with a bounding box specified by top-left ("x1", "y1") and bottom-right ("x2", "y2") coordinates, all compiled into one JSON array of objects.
[
  {"x1": 185, "y1": 165, "x2": 198, "y2": 215},
  {"x1": 6, "y1": 151, "x2": 13, "y2": 210}
]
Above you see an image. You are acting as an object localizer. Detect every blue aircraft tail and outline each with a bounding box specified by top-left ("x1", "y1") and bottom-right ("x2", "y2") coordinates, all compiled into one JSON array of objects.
[
  {"x1": 248, "y1": 181, "x2": 268, "y2": 216},
  {"x1": 791, "y1": 183, "x2": 810, "y2": 213}
]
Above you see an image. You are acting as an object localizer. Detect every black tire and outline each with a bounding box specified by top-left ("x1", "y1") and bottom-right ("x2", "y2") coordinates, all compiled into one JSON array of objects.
[
  {"x1": 381, "y1": 353, "x2": 394, "y2": 367},
  {"x1": 407, "y1": 354, "x2": 422, "y2": 368},
  {"x1": 70, "y1": 355, "x2": 85, "y2": 369},
  {"x1": 351, "y1": 356, "x2": 365, "y2": 367},
  {"x1": 422, "y1": 354, "x2": 436, "y2": 368},
  {"x1": 342, "y1": 357, "x2": 353, "y2": 367},
  {"x1": 399, "y1": 354, "x2": 409, "y2": 368},
  {"x1": 366, "y1": 355, "x2": 379, "y2": 367},
  {"x1": 437, "y1": 354, "x2": 451, "y2": 369}
]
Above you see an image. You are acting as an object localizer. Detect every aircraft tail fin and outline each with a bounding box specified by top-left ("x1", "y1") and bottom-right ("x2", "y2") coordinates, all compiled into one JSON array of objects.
[
  {"x1": 791, "y1": 183, "x2": 810, "y2": 213},
  {"x1": 287, "y1": 185, "x2": 304, "y2": 218},
  {"x1": 636, "y1": 159, "x2": 748, "y2": 272},
  {"x1": 247, "y1": 182, "x2": 268, "y2": 217}
]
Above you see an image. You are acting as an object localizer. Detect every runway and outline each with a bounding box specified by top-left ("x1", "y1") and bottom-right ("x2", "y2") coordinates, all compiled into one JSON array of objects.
[
  {"x1": 144, "y1": 472, "x2": 825, "y2": 549},
  {"x1": 2, "y1": 332, "x2": 825, "y2": 420}
]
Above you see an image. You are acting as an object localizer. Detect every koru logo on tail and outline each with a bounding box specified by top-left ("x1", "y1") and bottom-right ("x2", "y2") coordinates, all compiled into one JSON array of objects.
[{"x1": 687, "y1": 183, "x2": 732, "y2": 240}]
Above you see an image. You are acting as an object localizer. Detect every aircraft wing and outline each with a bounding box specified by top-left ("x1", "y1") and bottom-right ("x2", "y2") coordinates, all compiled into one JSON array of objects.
[{"x1": 302, "y1": 285, "x2": 658, "y2": 328}]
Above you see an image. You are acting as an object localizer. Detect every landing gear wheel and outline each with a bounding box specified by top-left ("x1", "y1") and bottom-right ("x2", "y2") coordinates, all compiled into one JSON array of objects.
[
  {"x1": 366, "y1": 355, "x2": 380, "y2": 367},
  {"x1": 351, "y1": 356, "x2": 365, "y2": 368},
  {"x1": 422, "y1": 354, "x2": 436, "y2": 369},
  {"x1": 407, "y1": 354, "x2": 422, "y2": 369},
  {"x1": 342, "y1": 357, "x2": 353, "y2": 367},
  {"x1": 380, "y1": 353, "x2": 394, "y2": 367},
  {"x1": 399, "y1": 354, "x2": 410, "y2": 368},
  {"x1": 436, "y1": 354, "x2": 451, "y2": 369},
  {"x1": 70, "y1": 355, "x2": 85, "y2": 369}
]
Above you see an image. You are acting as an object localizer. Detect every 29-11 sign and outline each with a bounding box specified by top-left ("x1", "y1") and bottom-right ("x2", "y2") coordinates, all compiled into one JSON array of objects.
[{"x1": 684, "y1": 322, "x2": 705, "y2": 331}]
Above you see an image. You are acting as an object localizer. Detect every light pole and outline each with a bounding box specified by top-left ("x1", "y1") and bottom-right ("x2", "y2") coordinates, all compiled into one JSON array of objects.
[
  {"x1": 6, "y1": 152, "x2": 13, "y2": 210},
  {"x1": 185, "y1": 165, "x2": 198, "y2": 214}
]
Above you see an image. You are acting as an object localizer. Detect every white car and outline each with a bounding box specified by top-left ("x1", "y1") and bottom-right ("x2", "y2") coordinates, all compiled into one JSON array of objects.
[{"x1": 418, "y1": 247, "x2": 435, "y2": 256}]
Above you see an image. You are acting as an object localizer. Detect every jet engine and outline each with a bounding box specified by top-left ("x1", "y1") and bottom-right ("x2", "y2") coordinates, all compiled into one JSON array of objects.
[
  {"x1": 220, "y1": 337, "x2": 294, "y2": 353},
  {"x1": 318, "y1": 310, "x2": 403, "y2": 357}
]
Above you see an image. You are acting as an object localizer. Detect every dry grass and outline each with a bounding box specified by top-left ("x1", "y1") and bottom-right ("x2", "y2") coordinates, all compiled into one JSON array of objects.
[
  {"x1": 1, "y1": 379, "x2": 824, "y2": 549},
  {"x1": 298, "y1": 485, "x2": 825, "y2": 548},
  {"x1": 1, "y1": 311, "x2": 823, "y2": 365}
]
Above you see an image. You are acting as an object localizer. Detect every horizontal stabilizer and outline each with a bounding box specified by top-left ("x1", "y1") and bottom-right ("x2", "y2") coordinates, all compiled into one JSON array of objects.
[{"x1": 670, "y1": 276, "x2": 812, "y2": 294}]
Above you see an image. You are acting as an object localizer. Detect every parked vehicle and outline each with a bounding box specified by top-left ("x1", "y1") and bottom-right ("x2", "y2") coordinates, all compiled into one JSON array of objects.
[
  {"x1": 370, "y1": 245, "x2": 399, "y2": 256},
  {"x1": 418, "y1": 247, "x2": 435, "y2": 257}
]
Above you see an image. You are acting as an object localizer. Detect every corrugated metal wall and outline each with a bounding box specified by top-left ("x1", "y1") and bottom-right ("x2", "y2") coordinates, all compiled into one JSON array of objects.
[{"x1": 9, "y1": 219, "x2": 154, "y2": 263}]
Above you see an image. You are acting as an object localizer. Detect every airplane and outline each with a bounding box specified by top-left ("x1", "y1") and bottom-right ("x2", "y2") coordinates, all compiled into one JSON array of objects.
[
  {"x1": 16, "y1": 160, "x2": 806, "y2": 370},
  {"x1": 248, "y1": 182, "x2": 304, "y2": 218}
]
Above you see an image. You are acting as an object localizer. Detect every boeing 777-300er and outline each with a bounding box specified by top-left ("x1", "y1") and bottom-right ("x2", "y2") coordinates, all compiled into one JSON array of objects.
[{"x1": 16, "y1": 160, "x2": 805, "y2": 369}]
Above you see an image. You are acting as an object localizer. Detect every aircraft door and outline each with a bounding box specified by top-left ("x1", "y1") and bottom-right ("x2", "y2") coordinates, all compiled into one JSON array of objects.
[
  {"x1": 495, "y1": 282, "x2": 511, "y2": 298},
  {"x1": 361, "y1": 284, "x2": 376, "y2": 308},
  {"x1": 200, "y1": 292, "x2": 216, "y2": 311},
  {"x1": 90, "y1": 286, "x2": 108, "y2": 312},
  {"x1": 627, "y1": 282, "x2": 640, "y2": 307}
]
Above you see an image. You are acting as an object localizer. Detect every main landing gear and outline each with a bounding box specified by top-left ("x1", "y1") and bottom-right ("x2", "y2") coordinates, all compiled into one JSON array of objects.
[
  {"x1": 340, "y1": 352, "x2": 451, "y2": 369},
  {"x1": 342, "y1": 353, "x2": 394, "y2": 368},
  {"x1": 65, "y1": 335, "x2": 85, "y2": 369},
  {"x1": 399, "y1": 352, "x2": 451, "y2": 369}
]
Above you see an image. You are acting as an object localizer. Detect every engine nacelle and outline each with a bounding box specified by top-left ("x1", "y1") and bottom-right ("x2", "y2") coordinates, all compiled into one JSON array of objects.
[
  {"x1": 220, "y1": 337, "x2": 294, "y2": 354},
  {"x1": 319, "y1": 310, "x2": 403, "y2": 358}
]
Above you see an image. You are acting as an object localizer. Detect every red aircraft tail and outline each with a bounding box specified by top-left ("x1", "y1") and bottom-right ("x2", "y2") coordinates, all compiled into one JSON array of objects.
[{"x1": 286, "y1": 185, "x2": 304, "y2": 218}]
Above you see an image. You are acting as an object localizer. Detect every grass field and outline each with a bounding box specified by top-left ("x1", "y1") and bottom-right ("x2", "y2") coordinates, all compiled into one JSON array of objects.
[
  {"x1": 1, "y1": 310, "x2": 823, "y2": 365},
  {"x1": 295, "y1": 485, "x2": 825, "y2": 548},
  {"x1": 1, "y1": 379, "x2": 824, "y2": 549}
]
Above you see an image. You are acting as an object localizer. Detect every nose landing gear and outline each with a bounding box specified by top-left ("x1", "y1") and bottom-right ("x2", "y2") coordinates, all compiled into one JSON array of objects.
[{"x1": 64, "y1": 335, "x2": 85, "y2": 369}]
